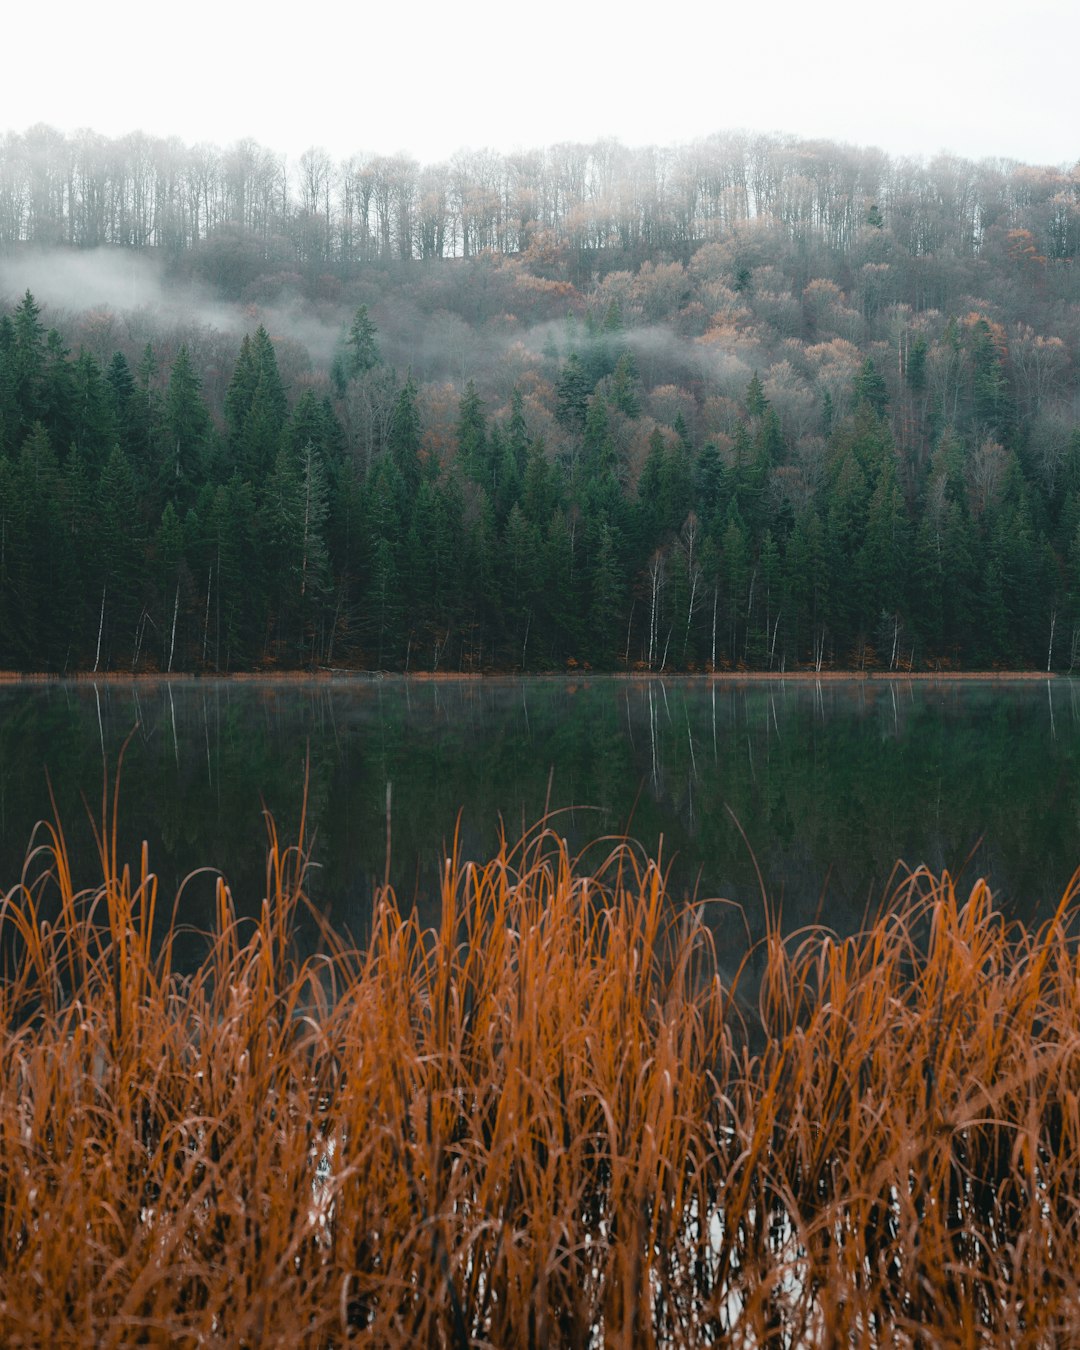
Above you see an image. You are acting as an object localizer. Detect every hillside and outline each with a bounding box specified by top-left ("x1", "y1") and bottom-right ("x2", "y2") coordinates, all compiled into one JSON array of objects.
[{"x1": 0, "y1": 127, "x2": 1078, "y2": 672}]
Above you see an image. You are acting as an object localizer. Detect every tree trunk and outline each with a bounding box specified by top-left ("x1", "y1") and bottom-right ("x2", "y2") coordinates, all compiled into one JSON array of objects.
[
  {"x1": 168, "y1": 582, "x2": 180, "y2": 672},
  {"x1": 93, "y1": 584, "x2": 106, "y2": 673}
]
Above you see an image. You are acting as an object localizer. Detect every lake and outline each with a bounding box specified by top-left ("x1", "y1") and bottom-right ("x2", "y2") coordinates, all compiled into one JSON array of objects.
[{"x1": 1, "y1": 677, "x2": 1076, "y2": 957}]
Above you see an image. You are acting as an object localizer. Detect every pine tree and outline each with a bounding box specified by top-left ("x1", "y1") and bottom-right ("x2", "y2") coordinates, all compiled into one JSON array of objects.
[
  {"x1": 540, "y1": 508, "x2": 581, "y2": 663},
  {"x1": 633, "y1": 428, "x2": 668, "y2": 559},
  {"x1": 263, "y1": 448, "x2": 303, "y2": 657},
  {"x1": 825, "y1": 452, "x2": 870, "y2": 656},
  {"x1": 501, "y1": 502, "x2": 541, "y2": 665},
  {"x1": 721, "y1": 509, "x2": 750, "y2": 664},
  {"x1": 555, "y1": 353, "x2": 591, "y2": 430},
  {"x1": 821, "y1": 389, "x2": 835, "y2": 439},
  {"x1": 0, "y1": 315, "x2": 17, "y2": 456},
  {"x1": 106, "y1": 349, "x2": 137, "y2": 410},
  {"x1": 609, "y1": 351, "x2": 641, "y2": 418},
  {"x1": 153, "y1": 501, "x2": 187, "y2": 670},
  {"x1": 494, "y1": 428, "x2": 523, "y2": 521},
  {"x1": 587, "y1": 521, "x2": 623, "y2": 666},
  {"x1": 225, "y1": 329, "x2": 288, "y2": 486},
  {"x1": 287, "y1": 389, "x2": 342, "y2": 464},
  {"x1": 505, "y1": 387, "x2": 529, "y2": 478},
  {"x1": 388, "y1": 378, "x2": 423, "y2": 495},
  {"x1": 261, "y1": 442, "x2": 330, "y2": 660},
  {"x1": 853, "y1": 358, "x2": 890, "y2": 417},
  {"x1": 0, "y1": 455, "x2": 16, "y2": 663},
  {"x1": 105, "y1": 351, "x2": 140, "y2": 458},
  {"x1": 858, "y1": 464, "x2": 910, "y2": 660},
  {"x1": 251, "y1": 327, "x2": 288, "y2": 426},
  {"x1": 582, "y1": 397, "x2": 616, "y2": 478},
  {"x1": 72, "y1": 351, "x2": 118, "y2": 469},
  {"x1": 694, "y1": 441, "x2": 725, "y2": 523},
  {"x1": 368, "y1": 536, "x2": 401, "y2": 668},
  {"x1": 131, "y1": 344, "x2": 162, "y2": 473},
  {"x1": 745, "y1": 371, "x2": 768, "y2": 417},
  {"x1": 332, "y1": 304, "x2": 381, "y2": 393},
  {"x1": 239, "y1": 369, "x2": 285, "y2": 487},
  {"x1": 11, "y1": 291, "x2": 46, "y2": 440},
  {"x1": 224, "y1": 334, "x2": 258, "y2": 451},
  {"x1": 162, "y1": 346, "x2": 212, "y2": 504},
  {"x1": 198, "y1": 475, "x2": 261, "y2": 669},
  {"x1": 94, "y1": 445, "x2": 146, "y2": 669},
  {"x1": 906, "y1": 335, "x2": 928, "y2": 393},
  {"x1": 968, "y1": 317, "x2": 1012, "y2": 443},
  {"x1": 788, "y1": 507, "x2": 829, "y2": 667},
  {"x1": 462, "y1": 490, "x2": 499, "y2": 666},
  {"x1": 297, "y1": 442, "x2": 330, "y2": 609},
  {"x1": 522, "y1": 435, "x2": 556, "y2": 527},
  {"x1": 432, "y1": 472, "x2": 465, "y2": 641},
  {"x1": 658, "y1": 438, "x2": 693, "y2": 536},
  {"x1": 758, "y1": 529, "x2": 783, "y2": 669},
  {"x1": 456, "y1": 380, "x2": 487, "y2": 479},
  {"x1": 40, "y1": 330, "x2": 77, "y2": 451},
  {"x1": 11, "y1": 424, "x2": 71, "y2": 665}
]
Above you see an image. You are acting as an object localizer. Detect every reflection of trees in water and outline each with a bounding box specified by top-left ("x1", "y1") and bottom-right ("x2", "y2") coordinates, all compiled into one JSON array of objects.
[
  {"x1": 620, "y1": 677, "x2": 1078, "y2": 933},
  {"x1": 1, "y1": 678, "x2": 1076, "y2": 948}
]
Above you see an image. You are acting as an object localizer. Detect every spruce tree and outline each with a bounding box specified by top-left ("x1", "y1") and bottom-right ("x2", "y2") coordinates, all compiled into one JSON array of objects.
[
  {"x1": 0, "y1": 315, "x2": 17, "y2": 456},
  {"x1": 853, "y1": 358, "x2": 890, "y2": 417},
  {"x1": 456, "y1": 380, "x2": 487, "y2": 479},
  {"x1": 555, "y1": 353, "x2": 591, "y2": 430},
  {"x1": 609, "y1": 350, "x2": 641, "y2": 418},
  {"x1": 745, "y1": 371, "x2": 768, "y2": 417},
  {"x1": 224, "y1": 334, "x2": 258, "y2": 452},
  {"x1": 11, "y1": 291, "x2": 46, "y2": 439},
  {"x1": 587, "y1": 521, "x2": 623, "y2": 666},
  {"x1": 162, "y1": 346, "x2": 212, "y2": 504},
  {"x1": 40, "y1": 330, "x2": 77, "y2": 452},
  {"x1": 154, "y1": 501, "x2": 188, "y2": 670},
  {"x1": 332, "y1": 304, "x2": 381, "y2": 393},
  {"x1": 389, "y1": 378, "x2": 423, "y2": 495},
  {"x1": 72, "y1": 351, "x2": 118, "y2": 468}
]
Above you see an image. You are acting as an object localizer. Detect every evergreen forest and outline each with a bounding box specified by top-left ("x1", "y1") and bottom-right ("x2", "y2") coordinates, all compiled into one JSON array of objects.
[{"x1": 1, "y1": 126, "x2": 1079, "y2": 673}]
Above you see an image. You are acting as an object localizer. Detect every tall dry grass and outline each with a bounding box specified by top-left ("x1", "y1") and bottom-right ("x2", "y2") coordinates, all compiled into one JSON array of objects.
[{"x1": 3, "y1": 786, "x2": 1080, "y2": 1346}]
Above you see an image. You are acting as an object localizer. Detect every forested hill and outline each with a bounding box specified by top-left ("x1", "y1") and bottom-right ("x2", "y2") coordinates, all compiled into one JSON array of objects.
[{"x1": 0, "y1": 127, "x2": 1079, "y2": 673}]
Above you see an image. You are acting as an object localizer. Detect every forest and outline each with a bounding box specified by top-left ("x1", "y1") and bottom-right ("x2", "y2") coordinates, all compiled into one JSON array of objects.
[{"x1": 0, "y1": 125, "x2": 1079, "y2": 673}]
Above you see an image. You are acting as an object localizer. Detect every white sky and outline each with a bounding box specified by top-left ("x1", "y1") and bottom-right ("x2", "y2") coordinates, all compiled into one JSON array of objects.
[{"x1": 5, "y1": 0, "x2": 1077, "y2": 170}]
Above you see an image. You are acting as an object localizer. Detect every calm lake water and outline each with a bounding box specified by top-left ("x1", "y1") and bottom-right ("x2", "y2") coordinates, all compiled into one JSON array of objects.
[{"x1": 1, "y1": 677, "x2": 1077, "y2": 956}]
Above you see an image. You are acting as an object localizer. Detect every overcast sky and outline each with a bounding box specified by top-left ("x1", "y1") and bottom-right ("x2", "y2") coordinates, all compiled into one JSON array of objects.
[{"x1": 6, "y1": 0, "x2": 1077, "y2": 169}]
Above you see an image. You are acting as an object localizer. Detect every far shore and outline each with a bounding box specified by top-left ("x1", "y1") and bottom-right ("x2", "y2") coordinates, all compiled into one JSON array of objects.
[{"x1": 0, "y1": 667, "x2": 1063, "y2": 684}]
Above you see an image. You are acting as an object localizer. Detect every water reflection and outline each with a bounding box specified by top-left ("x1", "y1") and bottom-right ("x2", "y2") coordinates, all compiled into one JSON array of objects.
[{"x1": 1, "y1": 678, "x2": 1077, "y2": 952}]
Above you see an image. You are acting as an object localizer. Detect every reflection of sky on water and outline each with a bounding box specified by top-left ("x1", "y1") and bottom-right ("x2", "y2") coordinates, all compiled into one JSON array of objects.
[{"x1": 1, "y1": 678, "x2": 1077, "y2": 957}]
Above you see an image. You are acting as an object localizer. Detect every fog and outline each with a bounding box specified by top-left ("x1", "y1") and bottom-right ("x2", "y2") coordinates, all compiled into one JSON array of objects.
[
  {"x1": 0, "y1": 248, "x2": 349, "y2": 396},
  {"x1": 7, "y1": 0, "x2": 1080, "y2": 167},
  {"x1": 0, "y1": 246, "x2": 747, "y2": 441}
]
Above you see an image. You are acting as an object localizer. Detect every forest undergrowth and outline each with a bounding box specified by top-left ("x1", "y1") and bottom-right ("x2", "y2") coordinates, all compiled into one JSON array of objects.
[{"x1": 4, "y1": 772, "x2": 1080, "y2": 1345}]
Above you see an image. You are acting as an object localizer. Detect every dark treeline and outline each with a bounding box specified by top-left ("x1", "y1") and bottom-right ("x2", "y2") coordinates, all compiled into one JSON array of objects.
[{"x1": 1, "y1": 125, "x2": 1079, "y2": 673}]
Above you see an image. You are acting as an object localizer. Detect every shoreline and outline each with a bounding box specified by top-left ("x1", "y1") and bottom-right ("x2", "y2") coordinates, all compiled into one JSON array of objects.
[{"x1": 0, "y1": 667, "x2": 1061, "y2": 685}]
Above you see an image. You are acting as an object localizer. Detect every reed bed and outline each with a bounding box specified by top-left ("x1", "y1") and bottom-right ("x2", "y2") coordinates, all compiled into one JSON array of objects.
[{"x1": 4, "y1": 794, "x2": 1080, "y2": 1347}]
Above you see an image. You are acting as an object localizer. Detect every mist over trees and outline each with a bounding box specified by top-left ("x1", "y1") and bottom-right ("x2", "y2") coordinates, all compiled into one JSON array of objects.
[
  {"x1": 2, "y1": 125, "x2": 1078, "y2": 269},
  {"x1": 1, "y1": 125, "x2": 1079, "y2": 673}
]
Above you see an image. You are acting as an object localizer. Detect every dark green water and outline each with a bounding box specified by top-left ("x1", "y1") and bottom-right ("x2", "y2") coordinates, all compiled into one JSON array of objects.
[{"x1": 1, "y1": 677, "x2": 1077, "y2": 955}]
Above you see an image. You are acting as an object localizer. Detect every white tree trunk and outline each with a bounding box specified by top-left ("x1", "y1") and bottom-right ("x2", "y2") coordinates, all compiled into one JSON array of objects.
[
  {"x1": 168, "y1": 582, "x2": 180, "y2": 672},
  {"x1": 203, "y1": 568, "x2": 212, "y2": 665},
  {"x1": 93, "y1": 584, "x2": 106, "y2": 673},
  {"x1": 711, "y1": 584, "x2": 718, "y2": 670}
]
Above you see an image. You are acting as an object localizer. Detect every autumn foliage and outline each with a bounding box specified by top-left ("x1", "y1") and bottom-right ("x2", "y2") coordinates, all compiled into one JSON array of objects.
[{"x1": 4, "y1": 788, "x2": 1080, "y2": 1344}]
